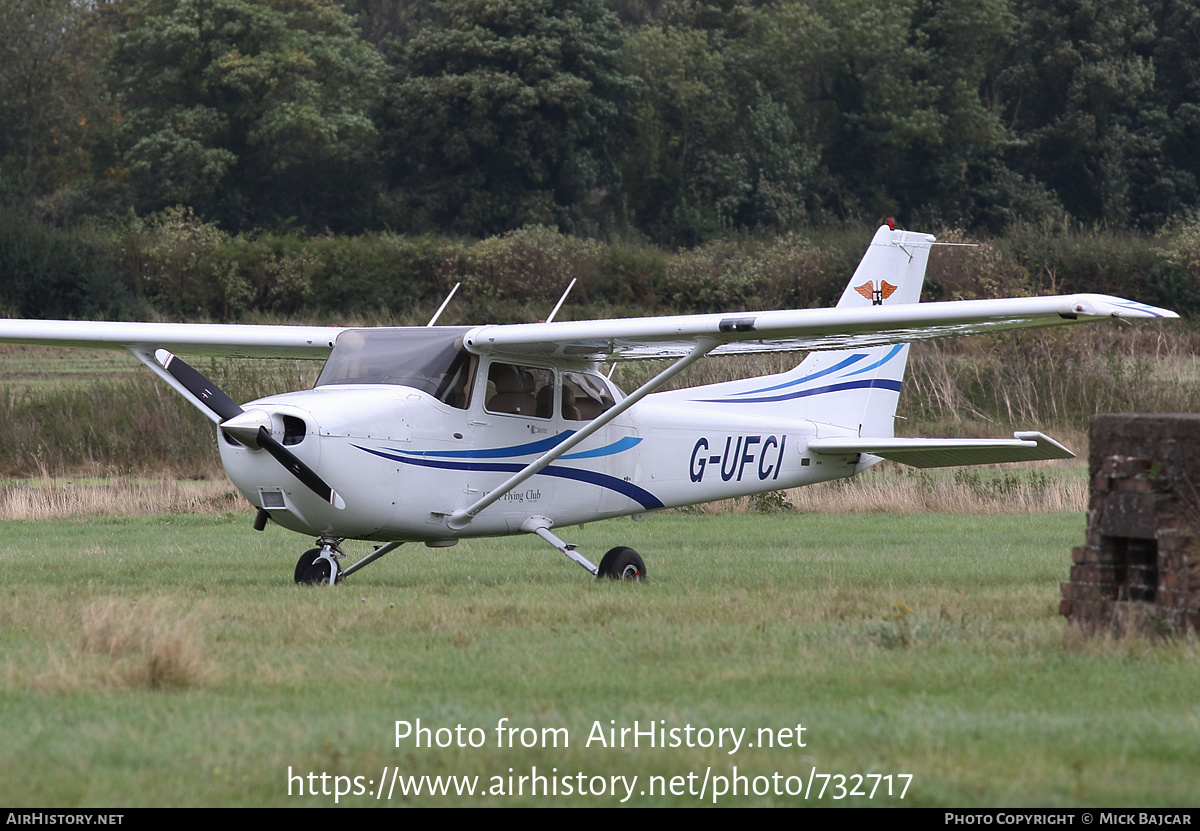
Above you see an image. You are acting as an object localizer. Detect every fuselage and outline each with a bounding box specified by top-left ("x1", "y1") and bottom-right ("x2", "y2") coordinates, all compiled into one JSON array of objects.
[{"x1": 219, "y1": 352, "x2": 870, "y2": 543}]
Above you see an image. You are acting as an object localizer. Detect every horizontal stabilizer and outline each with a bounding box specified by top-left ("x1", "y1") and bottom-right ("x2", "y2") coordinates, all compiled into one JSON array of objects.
[{"x1": 808, "y1": 431, "x2": 1073, "y2": 468}]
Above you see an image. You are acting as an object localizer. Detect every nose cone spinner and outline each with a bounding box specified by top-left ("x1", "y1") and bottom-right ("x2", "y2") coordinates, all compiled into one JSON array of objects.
[{"x1": 220, "y1": 409, "x2": 272, "y2": 446}]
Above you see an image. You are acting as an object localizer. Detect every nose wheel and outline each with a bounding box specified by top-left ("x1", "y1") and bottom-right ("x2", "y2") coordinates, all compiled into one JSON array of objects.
[{"x1": 294, "y1": 540, "x2": 344, "y2": 585}]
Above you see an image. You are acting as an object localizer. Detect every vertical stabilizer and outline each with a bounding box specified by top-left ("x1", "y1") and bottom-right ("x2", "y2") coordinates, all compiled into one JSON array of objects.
[
  {"x1": 834, "y1": 224, "x2": 933, "y2": 308},
  {"x1": 671, "y1": 225, "x2": 936, "y2": 436},
  {"x1": 791, "y1": 225, "x2": 935, "y2": 435}
]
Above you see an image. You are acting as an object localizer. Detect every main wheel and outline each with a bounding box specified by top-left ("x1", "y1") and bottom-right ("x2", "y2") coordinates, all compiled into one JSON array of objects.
[
  {"x1": 596, "y1": 546, "x2": 645, "y2": 581},
  {"x1": 294, "y1": 548, "x2": 335, "y2": 585}
]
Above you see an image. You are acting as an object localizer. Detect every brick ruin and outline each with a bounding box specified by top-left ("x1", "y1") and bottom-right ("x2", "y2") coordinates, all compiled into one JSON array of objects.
[{"x1": 1061, "y1": 413, "x2": 1200, "y2": 636}]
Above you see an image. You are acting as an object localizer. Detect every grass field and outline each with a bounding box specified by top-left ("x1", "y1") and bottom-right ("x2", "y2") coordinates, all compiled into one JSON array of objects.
[{"x1": 4, "y1": 509, "x2": 1198, "y2": 807}]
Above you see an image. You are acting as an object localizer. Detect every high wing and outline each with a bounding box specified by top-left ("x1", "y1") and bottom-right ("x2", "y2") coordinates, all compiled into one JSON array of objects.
[
  {"x1": 0, "y1": 320, "x2": 346, "y2": 358},
  {"x1": 0, "y1": 295, "x2": 1174, "y2": 364},
  {"x1": 463, "y1": 294, "x2": 1176, "y2": 362},
  {"x1": 808, "y1": 431, "x2": 1073, "y2": 468}
]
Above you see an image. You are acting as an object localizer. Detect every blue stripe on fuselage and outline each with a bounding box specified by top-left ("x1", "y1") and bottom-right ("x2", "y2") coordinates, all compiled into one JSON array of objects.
[
  {"x1": 693, "y1": 377, "x2": 902, "y2": 405},
  {"x1": 725, "y1": 353, "x2": 867, "y2": 396},
  {"x1": 355, "y1": 445, "x2": 664, "y2": 510}
]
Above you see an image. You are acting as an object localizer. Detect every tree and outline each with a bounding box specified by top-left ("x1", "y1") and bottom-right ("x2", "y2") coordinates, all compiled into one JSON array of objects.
[
  {"x1": 0, "y1": 0, "x2": 119, "y2": 218},
  {"x1": 111, "y1": 0, "x2": 388, "y2": 231},
  {"x1": 338, "y1": 0, "x2": 436, "y2": 48},
  {"x1": 1130, "y1": 0, "x2": 1200, "y2": 228},
  {"x1": 386, "y1": 0, "x2": 638, "y2": 236},
  {"x1": 620, "y1": 22, "x2": 739, "y2": 243},
  {"x1": 619, "y1": 1, "x2": 820, "y2": 243},
  {"x1": 996, "y1": 0, "x2": 1165, "y2": 227},
  {"x1": 789, "y1": 0, "x2": 1021, "y2": 225}
]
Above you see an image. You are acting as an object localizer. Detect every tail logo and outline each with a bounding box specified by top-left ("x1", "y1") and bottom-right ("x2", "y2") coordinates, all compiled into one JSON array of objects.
[{"x1": 854, "y1": 280, "x2": 897, "y2": 305}]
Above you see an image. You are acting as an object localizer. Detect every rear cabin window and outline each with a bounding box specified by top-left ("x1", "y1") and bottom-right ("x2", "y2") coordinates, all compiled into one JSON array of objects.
[
  {"x1": 561, "y1": 372, "x2": 618, "y2": 420},
  {"x1": 316, "y1": 327, "x2": 475, "y2": 409},
  {"x1": 485, "y1": 363, "x2": 554, "y2": 419}
]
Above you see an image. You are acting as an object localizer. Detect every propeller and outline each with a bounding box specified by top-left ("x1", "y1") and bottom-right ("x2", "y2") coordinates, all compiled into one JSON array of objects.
[{"x1": 155, "y1": 349, "x2": 345, "y2": 510}]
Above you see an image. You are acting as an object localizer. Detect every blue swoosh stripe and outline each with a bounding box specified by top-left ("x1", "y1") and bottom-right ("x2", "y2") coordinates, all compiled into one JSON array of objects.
[
  {"x1": 694, "y1": 378, "x2": 902, "y2": 405},
  {"x1": 714, "y1": 346, "x2": 903, "y2": 403},
  {"x1": 843, "y1": 344, "x2": 904, "y2": 377},
  {"x1": 728, "y1": 353, "x2": 866, "y2": 396},
  {"x1": 356, "y1": 446, "x2": 664, "y2": 510},
  {"x1": 402, "y1": 432, "x2": 639, "y2": 461},
  {"x1": 561, "y1": 436, "x2": 642, "y2": 459}
]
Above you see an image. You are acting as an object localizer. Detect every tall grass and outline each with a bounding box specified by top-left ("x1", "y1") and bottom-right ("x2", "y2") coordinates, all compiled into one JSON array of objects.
[
  {"x1": 0, "y1": 320, "x2": 1190, "y2": 479},
  {"x1": 783, "y1": 466, "x2": 1086, "y2": 515},
  {"x1": 903, "y1": 324, "x2": 1200, "y2": 429},
  {"x1": 0, "y1": 353, "x2": 320, "y2": 476},
  {"x1": 0, "y1": 477, "x2": 240, "y2": 520}
]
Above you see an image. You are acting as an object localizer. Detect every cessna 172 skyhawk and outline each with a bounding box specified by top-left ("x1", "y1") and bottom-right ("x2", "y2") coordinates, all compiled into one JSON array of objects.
[{"x1": 0, "y1": 224, "x2": 1176, "y2": 584}]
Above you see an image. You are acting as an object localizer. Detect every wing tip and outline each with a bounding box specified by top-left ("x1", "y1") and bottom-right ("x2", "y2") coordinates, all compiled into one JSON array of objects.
[{"x1": 1071, "y1": 294, "x2": 1178, "y2": 320}]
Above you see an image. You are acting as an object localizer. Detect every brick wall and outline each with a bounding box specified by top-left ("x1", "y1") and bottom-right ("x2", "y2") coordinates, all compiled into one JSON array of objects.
[{"x1": 1061, "y1": 414, "x2": 1200, "y2": 635}]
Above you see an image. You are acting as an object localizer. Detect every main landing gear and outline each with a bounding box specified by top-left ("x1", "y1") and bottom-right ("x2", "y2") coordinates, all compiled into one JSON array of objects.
[
  {"x1": 596, "y1": 546, "x2": 646, "y2": 581},
  {"x1": 522, "y1": 518, "x2": 646, "y2": 581}
]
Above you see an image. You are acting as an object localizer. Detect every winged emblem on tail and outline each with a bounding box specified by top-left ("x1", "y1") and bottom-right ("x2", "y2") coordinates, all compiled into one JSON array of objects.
[{"x1": 855, "y1": 280, "x2": 898, "y2": 305}]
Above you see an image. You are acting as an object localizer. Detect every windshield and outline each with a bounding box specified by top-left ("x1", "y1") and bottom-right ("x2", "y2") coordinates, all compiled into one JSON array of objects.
[{"x1": 316, "y1": 327, "x2": 475, "y2": 408}]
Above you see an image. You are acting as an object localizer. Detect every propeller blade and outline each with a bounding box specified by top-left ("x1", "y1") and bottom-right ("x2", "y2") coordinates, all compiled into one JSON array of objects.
[
  {"x1": 155, "y1": 350, "x2": 345, "y2": 510},
  {"x1": 256, "y1": 426, "x2": 345, "y2": 510},
  {"x1": 155, "y1": 349, "x2": 243, "y2": 421}
]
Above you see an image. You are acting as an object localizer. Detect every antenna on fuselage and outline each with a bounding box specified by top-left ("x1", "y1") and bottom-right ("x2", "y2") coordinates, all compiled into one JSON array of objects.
[
  {"x1": 426, "y1": 282, "x2": 461, "y2": 327},
  {"x1": 543, "y1": 278, "x2": 577, "y2": 324}
]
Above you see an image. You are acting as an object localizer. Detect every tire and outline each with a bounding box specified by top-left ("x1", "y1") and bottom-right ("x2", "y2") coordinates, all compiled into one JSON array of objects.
[
  {"x1": 294, "y1": 548, "x2": 333, "y2": 585},
  {"x1": 596, "y1": 546, "x2": 645, "y2": 581}
]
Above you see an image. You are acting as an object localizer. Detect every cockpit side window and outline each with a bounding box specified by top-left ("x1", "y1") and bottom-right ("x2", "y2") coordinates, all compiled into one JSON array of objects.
[
  {"x1": 561, "y1": 371, "x2": 618, "y2": 420},
  {"x1": 485, "y1": 362, "x2": 554, "y2": 419}
]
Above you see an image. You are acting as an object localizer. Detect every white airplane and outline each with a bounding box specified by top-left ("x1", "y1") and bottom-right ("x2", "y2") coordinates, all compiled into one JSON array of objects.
[{"x1": 0, "y1": 224, "x2": 1176, "y2": 584}]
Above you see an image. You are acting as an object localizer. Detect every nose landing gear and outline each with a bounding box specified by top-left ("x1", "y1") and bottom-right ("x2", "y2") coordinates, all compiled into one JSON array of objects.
[{"x1": 294, "y1": 538, "x2": 344, "y2": 585}]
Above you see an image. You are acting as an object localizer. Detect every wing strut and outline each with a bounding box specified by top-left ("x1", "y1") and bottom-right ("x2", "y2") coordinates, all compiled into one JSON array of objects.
[{"x1": 446, "y1": 338, "x2": 719, "y2": 530}]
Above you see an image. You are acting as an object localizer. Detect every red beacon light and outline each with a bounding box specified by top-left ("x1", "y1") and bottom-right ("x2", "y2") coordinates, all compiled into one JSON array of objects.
[{"x1": 887, "y1": 217, "x2": 895, "y2": 231}]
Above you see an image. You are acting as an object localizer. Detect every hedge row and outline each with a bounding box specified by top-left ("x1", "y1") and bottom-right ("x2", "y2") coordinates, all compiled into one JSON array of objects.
[{"x1": 3, "y1": 210, "x2": 1199, "y2": 324}]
